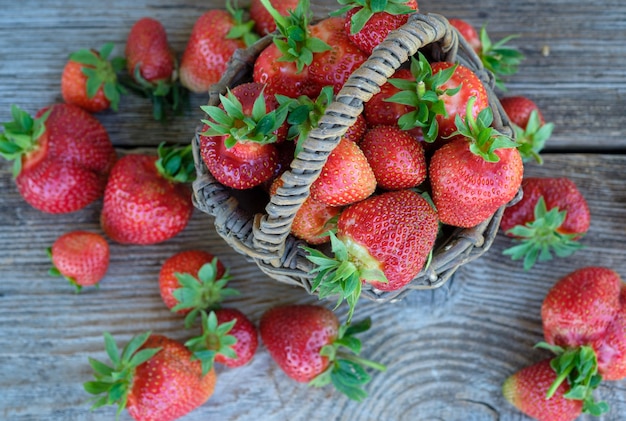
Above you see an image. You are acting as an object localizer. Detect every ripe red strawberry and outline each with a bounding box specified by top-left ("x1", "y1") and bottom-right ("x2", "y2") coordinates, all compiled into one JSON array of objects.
[
  {"x1": 84, "y1": 332, "x2": 216, "y2": 421},
  {"x1": 502, "y1": 359, "x2": 583, "y2": 421},
  {"x1": 305, "y1": 189, "x2": 439, "y2": 319},
  {"x1": 308, "y1": 137, "x2": 376, "y2": 206},
  {"x1": 0, "y1": 104, "x2": 116, "y2": 214},
  {"x1": 429, "y1": 99, "x2": 523, "y2": 228},
  {"x1": 48, "y1": 230, "x2": 109, "y2": 292},
  {"x1": 100, "y1": 143, "x2": 195, "y2": 244},
  {"x1": 500, "y1": 95, "x2": 554, "y2": 163},
  {"x1": 259, "y1": 304, "x2": 386, "y2": 400},
  {"x1": 61, "y1": 43, "x2": 126, "y2": 113},
  {"x1": 363, "y1": 68, "x2": 415, "y2": 127},
  {"x1": 179, "y1": 5, "x2": 258, "y2": 93},
  {"x1": 249, "y1": 0, "x2": 298, "y2": 35},
  {"x1": 123, "y1": 17, "x2": 183, "y2": 121},
  {"x1": 199, "y1": 82, "x2": 289, "y2": 189},
  {"x1": 336, "y1": 0, "x2": 418, "y2": 55},
  {"x1": 308, "y1": 16, "x2": 368, "y2": 94},
  {"x1": 501, "y1": 177, "x2": 590, "y2": 270},
  {"x1": 359, "y1": 124, "x2": 427, "y2": 190},
  {"x1": 449, "y1": 18, "x2": 481, "y2": 52}
]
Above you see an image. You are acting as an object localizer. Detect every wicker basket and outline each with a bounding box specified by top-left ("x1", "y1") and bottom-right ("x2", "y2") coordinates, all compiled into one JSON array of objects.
[{"x1": 191, "y1": 12, "x2": 517, "y2": 303}]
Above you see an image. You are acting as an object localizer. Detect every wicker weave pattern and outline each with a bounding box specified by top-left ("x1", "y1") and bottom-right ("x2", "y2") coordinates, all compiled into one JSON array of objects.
[{"x1": 192, "y1": 12, "x2": 516, "y2": 302}]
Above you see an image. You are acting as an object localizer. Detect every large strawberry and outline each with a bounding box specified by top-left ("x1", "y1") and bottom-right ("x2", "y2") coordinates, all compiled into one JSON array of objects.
[
  {"x1": 305, "y1": 189, "x2": 439, "y2": 319},
  {"x1": 61, "y1": 43, "x2": 126, "y2": 113},
  {"x1": 199, "y1": 82, "x2": 289, "y2": 189},
  {"x1": 48, "y1": 230, "x2": 109, "y2": 292},
  {"x1": 0, "y1": 104, "x2": 116, "y2": 213},
  {"x1": 501, "y1": 177, "x2": 590, "y2": 270},
  {"x1": 179, "y1": 3, "x2": 258, "y2": 93},
  {"x1": 429, "y1": 98, "x2": 523, "y2": 228},
  {"x1": 100, "y1": 143, "x2": 195, "y2": 244},
  {"x1": 334, "y1": 0, "x2": 418, "y2": 55},
  {"x1": 123, "y1": 17, "x2": 183, "y2": 121},
  {"x1": 84, "y1": 332, "x2": 216, "y2": 421},
  {"x1": 259, "y1": 304, "x2": 386, "y2": 401}
]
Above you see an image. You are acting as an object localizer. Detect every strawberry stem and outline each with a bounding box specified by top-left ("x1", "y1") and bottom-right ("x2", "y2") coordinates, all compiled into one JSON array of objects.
[
  {"x1": 155, "y1": 142, "x2": 196, "y2": 184},
  {"x1": 184, "y1": 310, "x2": 238, "y2": 376}
]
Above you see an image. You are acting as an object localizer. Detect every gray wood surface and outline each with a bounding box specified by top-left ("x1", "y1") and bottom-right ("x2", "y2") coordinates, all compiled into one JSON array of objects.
[{"x1": 1, "y1": 1, "x2": 625, "y2": 420}]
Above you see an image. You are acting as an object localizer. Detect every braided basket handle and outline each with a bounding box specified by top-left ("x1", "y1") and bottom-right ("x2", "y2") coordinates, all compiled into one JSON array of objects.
[{"x1": 254, "y1": 13, "x2": 462, "y2": 263}]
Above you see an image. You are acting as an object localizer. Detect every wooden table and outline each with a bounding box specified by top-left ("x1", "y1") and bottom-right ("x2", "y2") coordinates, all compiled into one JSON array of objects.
[{"x1": 1, "y1": 1, "x2": 625, "y2": 420}]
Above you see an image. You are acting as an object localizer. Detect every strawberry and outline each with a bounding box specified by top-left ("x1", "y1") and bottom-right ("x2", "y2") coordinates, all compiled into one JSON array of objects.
[
  {"x1": 259, "y1": 304, "x2": 386, "y2": 401},
  {"x1": 100, "y1": 143, "x2": 195, "y2": 244},
  {"x1": 449, "y1": 18, "x2": 481, "y2": 52},
  {"x1": 359, "y1": 124, "x2": 427, "y2": 190},
  {"x1": 123, "y1": 17, "x2": 183, "y2": 121},
  {"x1": 592, "y1": 295, "x2": 626, "y2": 380},
  {"x1": 179, "y1": 3, "x2": 259, "y2": 93},
  {"x1": 501, "y1": 177, "x2": 590, "y2": 270},
  {"x1": 363, "y1": 68, "x2": 416, "y2": 127},
  {"x1": 334, "y1": 0, "x2": 418, "y2": 55},
  {"x1": 502, "y1": 359, "x2": 584, "y2": 421},
  {"x1": 304, "y1": 189, "x2": 439, "y2": 319},
  {"x1": 61, "y1": 43, "x2": 126, "y2": 113},
  {"x1": 429, "y1": 98, "x2": 523, "y2": 228},
  {"x1": 308, "y1": 16, "x2": 368, "y2": 94},
  {"x1": 249, "y1": 0, "x2": 298, "y2": 35},
  {"x1": 84, "y1": 332, "x2": 216, "y2": 421},
  {"x1": 252, "y1": 0, "x2": 331, "y2": 98},
  {"x1": 308, "y1": 137, "x2": 376, "y2": 206},
  {"x1": 47, "y1": 230, "x2": 109, "y2": 292},
  {"x1": 199, "y1": 82, "x2": 289, "y2": 189},
  {"x1": 0, "y1": 104, "x2": 116, "y2": 214},
  {"x1": 500, "y1": 95, "x2": 554, "y2": 163}
]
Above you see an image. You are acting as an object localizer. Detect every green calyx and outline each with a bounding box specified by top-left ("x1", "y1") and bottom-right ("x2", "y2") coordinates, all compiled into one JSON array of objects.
[
  {"x1": 84, "y1": 331, "x2": 161, "y2": 419},
  {"x1": 535, "y1": 342, "x2": 609, "y2": 416},
  {"x1": 513, "y1": 110, "x2": 554, "y2": 164},
  {"x1": 309, "y1": 317, "x2": 386, "y2": 401},
  {"x1": 385, "y1": 52, "x2": 461, "y2": 143},
  {"x1": 502, "y1": 197, "x2": 584, "y2": 270},
  {"x1": 200, "y1": 87, "x2": 289, "y2": 147},
  {"x1": 259, "y1": 0, "x2": 331, "y2": 72},
  {"x1": 185, "y1": 310, "x2": 239, "y2": 376},
  {"x1": 303, "y1": 231, "x2": 387, "y2": 323},
  {"x1": 155, "y1": 142, "x2": 196, "y2": 184},
  {"x1": 332, "y1": 0, "x2": 416, "y2": 34},
  {"x1": 0, "y1": 105, "x2": 51, "y2": 177},
  {"x1": 276, "y1": 85, "x2": 334, "y2": 157},
  {"x1": 70, "y1": 42, "x2": 127, "y2": 111},
  {"x1": 449, "y1": 96, "x2": 518, "y2": 162},
  {"x1": 225, "y1": 0, "x2": 260, "y2": 47},
  {"x1": 171, "y1": 258, "x2": 238, "y2": 328},
  {"x1": 478, "y1": 25, "x2": 525, "y2": 91}
]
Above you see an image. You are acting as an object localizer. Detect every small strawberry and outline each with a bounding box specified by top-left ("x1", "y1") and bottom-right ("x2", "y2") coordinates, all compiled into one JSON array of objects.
[
  {"x1": 47, "y1": 230, "x2": 109, "y2": 292},
  {"x1": 304, "y1": 189, "x2": 439, "y2": 320},
  {"x1": 259, "y1": 304, "x2": 386, "y2": 401},
  {"x1": 359, "y1": 124, "x2": 427, "y2": 190},
  {"x1": 308, "y1": 137, "x2": 376, "y2": 206},
  {"x1": 449, "y1": 18, "x2": 481, "y2": 52},
  {"x1": 179, "y1": 2, "x2": 259, "y2": 93},
  {"x1": 0, "y1": 104, "x2": 116, "y2": 214},
  {"x1": 249, "y1": 0, "x2": 299, "y2": 35},
  {"x1": 199, "y1": 82, "x2": 289, "y2": 189},
  {"x1": 500, "y1": 95, "x2": 554, "y2": 163},
  {"x1": 501, "y1": 177, "x2": 590, "y2": 270},
  {"x1": 429, "y1": 98, "x2": 523, "y2": 228},
  {"x1": 100, "y1": 143, "x2": 195, "y2": 245},
  {"x1": 334, "y1": 0, "x2": 418, "y2": 55},
  {"x1": 502, "y1": 359, "x2": 584, "y2": 421},
  {"x1": 61, "y1": 43, "x2": 126, "y2": 113},
  {"x1": 84, "y1": 332, "x2": 216, "y2": 421},
  {"x1": 122, "y1": 17, "x2": 183, "y2": 121}
]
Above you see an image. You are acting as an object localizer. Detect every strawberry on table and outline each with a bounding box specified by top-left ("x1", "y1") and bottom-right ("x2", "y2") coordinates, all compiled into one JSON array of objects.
[
  {"x1": 100, "y1": 142, "x2": 195, "y2": 245},
  {"x1": 61, "y1": 43, "x2": 126, "y2": 113},
  {"x1": 0, "y1": 103, "x2": 116, "y2": 214},
  {"x1": 84, "y1": 332, "x2": 216, "y2": 421},
  {"x1": 48, "y1": 230, "x2": 109, "y2": 292},
  {"x1": 592, "y1": 295, "x2": 626, "y2": 381},
  {"x1": 259, "y1": 304, "x2": 386, "y2": 401},
  {"x1": 501, "y1": 177, "x2": 590, "y2": 270}
]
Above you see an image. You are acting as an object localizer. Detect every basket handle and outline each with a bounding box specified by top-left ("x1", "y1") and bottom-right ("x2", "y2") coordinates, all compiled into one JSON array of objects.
[{"x1": 254, "y1": 13, "x2": 462, "y2": 264}]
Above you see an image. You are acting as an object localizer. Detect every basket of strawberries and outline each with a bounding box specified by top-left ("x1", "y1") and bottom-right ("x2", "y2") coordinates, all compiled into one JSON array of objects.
[{"x1": 191, "y1": 0, "x2": 523, "y2": 317}]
